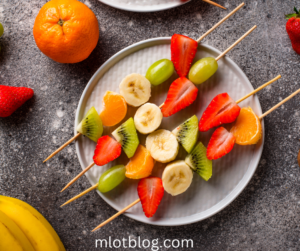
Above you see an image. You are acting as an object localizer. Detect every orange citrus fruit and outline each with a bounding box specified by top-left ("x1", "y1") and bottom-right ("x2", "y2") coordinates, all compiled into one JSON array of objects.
[
  {"x1": 100, "y1": 91, "x2": 127, "y2": 127},
  {"x1": 33, "y1": 0, "x2": 99, "y2": 63},
  {"x1": 125, "y1": 145, "x2": 154, "y2": 179},
  {"x1": 230, "y1": 107, "x2": 262, "y2": 145}
]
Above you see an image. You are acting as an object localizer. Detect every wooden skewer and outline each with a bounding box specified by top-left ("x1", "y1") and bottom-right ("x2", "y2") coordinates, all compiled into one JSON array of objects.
[
  {"x1": 259, "y1": 88, "x2": 300, "y2": 119},
  {"x1": 202, "y1": 0, "x2": 226, "y2": 10},
  {"x1": 61, "y1": 184, "x2": 98, "y2": 207},
  {"x1": 91, "y1": 199, "x2": 141, "y2": 232},
  {"x1": 60, "y1": 162, "x2": 95, "y2": 192},
  {"x1": 43, "y1": 133, "x2": 81, "y2": 163},
  {"x1": 197, "y1": 3, "x2": 244, "y2": 42}
]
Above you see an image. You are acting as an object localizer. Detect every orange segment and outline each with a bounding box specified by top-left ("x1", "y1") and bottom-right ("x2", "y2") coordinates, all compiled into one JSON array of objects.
[
  {"x1": 125, "y1": 145, "x2": 154, "y2": 179},
  {"x1": 230, "y1": 107, "x2": 262, "y2": 145},
  {"x1": 99, "y1": 91, "x2": 127, "y2": 127}
]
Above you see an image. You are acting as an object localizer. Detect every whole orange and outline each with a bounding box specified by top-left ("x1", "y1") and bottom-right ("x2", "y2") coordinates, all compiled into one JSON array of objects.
[{"x1": 33, "y1": 0, "x2": 99, "y2": 63}]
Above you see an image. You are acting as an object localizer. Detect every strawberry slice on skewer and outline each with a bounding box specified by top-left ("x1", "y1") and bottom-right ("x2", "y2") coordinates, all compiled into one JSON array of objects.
[
  {"x1": 161, "y1": 77, "x2": 198, "y2": 117},
  {"x1": 93, "y1": 135, "x2": 122, "y2": 166},
  {"x1": 137, "y1": 177, "x2": 164, "y2": 218},
  {"x1": 207, "y1": 127, "x2": 235, "y2": 160},
  {"x1": 199, "y1": 93, "x2": 241, "y2": 132},
  {"x1": 171, "y1": 34, "x2": 198, "y2": 77}
]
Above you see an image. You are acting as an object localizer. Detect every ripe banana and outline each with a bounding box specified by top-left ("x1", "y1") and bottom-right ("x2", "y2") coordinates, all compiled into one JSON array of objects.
[
  {"x1": 0, "y1": 210, "x2": 35, "y2": 251},
  {"x1": 162, "y1": 160, "x2": 193, "y2": 196},
  {"x1": 134, "y1": 103, "x2": 163, "y2": 134},
  {"x1": 0, "y1": 196, "x2": 63, "y2": 251},
  {"x1": 1, "y1": 195, "x2": 65, "y2": 251},
  {"x1": 119, "y1": 73, "x2": 151, "y2": 107},
  {"x1": 146, "y1": 129, "x2": 179, "y2": 163}
]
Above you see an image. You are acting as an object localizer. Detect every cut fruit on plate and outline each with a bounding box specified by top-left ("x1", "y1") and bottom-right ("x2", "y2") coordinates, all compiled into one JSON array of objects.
[
  {"x1": 171, "y1": 34, "x2": 198, "y2": 77},
  {"x1": 162, "y1": 160, "x2": 193, "y2": 196},
  {"x1": 199, "y1": 93, "x2": 241, "y2": 132},
  {"x1": 161, "y1": 77, "x2": 198, "y2": 117},
  {"x1": 185, "y1": 142, "x2": 212, "y2": 181},
  {"x1": 230, "y1": 107, "x2": 262, "y2": 145},
  {"x1": 99, "y1": 91, "x2": 127, "y2": 127},
  {"x1": 172, "y1": 115, "x2": 199, "y2": 153},
  {"x1": 138, "y1": 177, "x2": 164, "y2": 218},
  {"x1": 76, "y1": 106, "x2": 103, "y2": 142},
  {"x1": 207, "y1": 127, "x2": 236, "y2": 160},
  {"x1": 146, "y1": 129, "x2": 179, "y2": 163},
  {"x1": 125, "y1": 145, "x2": 154, "y2": 179},
  {"x1": 93, "y1": 136, "x2": 122, "y2": 166},
  {"x1": 119, "y1": 73, "x2": 151, "y2": 107},
  {"x1": 112, "y1": 117, "x2": 139, "y2": 158}
]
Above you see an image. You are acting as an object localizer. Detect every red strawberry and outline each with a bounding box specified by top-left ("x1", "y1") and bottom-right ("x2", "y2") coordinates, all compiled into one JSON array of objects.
[
  {"x1": 286, "y1": 7, "x2": 300, "y2": 54},
  {"x1": 199, "y1": 93, "x2": 240, "y2": 132},
  {"x1": 137, "y1": 177, "x2": 164, "y2": 218},
  {"x1": 93, "y1": 135, "x2": 122, "y2": 166},
  {"x1": 0, "y1": 85, "x2": 34, "y2": 117},
  {"x1": 161, "y1": 77, "x2": 198, "y2": 117},
  {"x1": 207, "y1": 127, "x2": 235, "y2": 160},
  {"x1": 171, "y1": 34, "x2": 198, "y2": 77}
]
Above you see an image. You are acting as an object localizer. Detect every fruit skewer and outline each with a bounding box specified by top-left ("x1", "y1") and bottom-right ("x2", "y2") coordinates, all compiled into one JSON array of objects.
[
  {"x1": 43, "y1": 3, "x2": 244, "y2": 163},
  {"x1": 202, "y1": 0, "x2": 226, "y2": 10}
]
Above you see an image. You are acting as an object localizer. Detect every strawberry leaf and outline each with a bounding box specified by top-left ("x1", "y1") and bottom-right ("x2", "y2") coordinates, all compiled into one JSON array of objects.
[
  {"x1": 294, "y1": 7, "x2": 299, "y2": 14},
  {"x1": 285, "y1": 13, "x2": 298, "y2": 19}
]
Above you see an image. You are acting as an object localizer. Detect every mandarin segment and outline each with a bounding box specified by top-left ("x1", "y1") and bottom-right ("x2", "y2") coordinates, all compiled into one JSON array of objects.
[
  {"x1": 100, "y1": 91, "x2": 127, "y2": 127},
  {"x1": 230, "y1": 107, "x2": 262, "y2": 145},
  {"x1": 125, "y1": 145, "x2": 154, "y2": 179}
]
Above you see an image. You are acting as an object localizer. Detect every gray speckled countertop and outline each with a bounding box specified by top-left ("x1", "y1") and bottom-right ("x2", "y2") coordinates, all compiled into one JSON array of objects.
[{"x1": 1, "y1": 0, "x2": 300, "y2": 250}]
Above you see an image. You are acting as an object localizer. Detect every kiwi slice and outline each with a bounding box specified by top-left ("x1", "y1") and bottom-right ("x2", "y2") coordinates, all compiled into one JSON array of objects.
[
  {"x1": 185, "y1": 142, "x2": 212, "y2": 181},
  {"x1": 172, "y1": 115, "x2": 199, "y2": 153},
  {"x1": 76, "y1": 107, "x2": 103, "y2": 142},
  {"x1": 112, "y1": 117, "x2": 139, "y2": 158}
]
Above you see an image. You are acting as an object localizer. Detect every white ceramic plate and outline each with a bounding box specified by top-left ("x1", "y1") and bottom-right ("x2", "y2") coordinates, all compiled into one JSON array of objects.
[
  {"x1": 75, "y1": 37, "x2": 264, "y2": 226},
  {"x1": 98, "y1": 0, "x2": 190, "y2": 12}
]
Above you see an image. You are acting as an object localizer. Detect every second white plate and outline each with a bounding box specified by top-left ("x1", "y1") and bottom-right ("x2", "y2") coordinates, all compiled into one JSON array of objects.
[{"x1": 75, "y1": 37, "x2": 264, "y2": 226}]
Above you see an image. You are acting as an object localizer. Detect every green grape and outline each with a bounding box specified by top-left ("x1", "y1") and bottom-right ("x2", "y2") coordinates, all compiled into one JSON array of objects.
[
  {"x1": 188, "y1": 57, "x2": 218, "y2": 85},
  {"x1": 0, "y1": 23, "x2": 3, "y2": 38},
  {"x1": 98, "y1": 165, "x2": 126, "y2": 193},
  {"x1": 146, "y1": 59, "x2": 174, "y2": 86}
]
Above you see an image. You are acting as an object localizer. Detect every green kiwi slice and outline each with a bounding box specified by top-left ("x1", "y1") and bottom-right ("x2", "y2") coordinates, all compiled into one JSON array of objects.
[
  {"x1": 112, "y1": 117, "x2": 139, "y2": 158},
  {"x1": 76, "y1": 107, "x2": 103, "y2": 142},
  {"x1": 185, "y1": 142, "x2": 212, "y2": 181},
  {"x1": 172, "y1": 115, "x2": 199, "y2": 153}
]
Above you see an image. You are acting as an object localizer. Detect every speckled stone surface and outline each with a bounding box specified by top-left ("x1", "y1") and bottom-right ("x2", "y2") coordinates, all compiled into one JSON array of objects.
[{"x1": 1, "y1": 0, "x2": 300, "y2": 250}]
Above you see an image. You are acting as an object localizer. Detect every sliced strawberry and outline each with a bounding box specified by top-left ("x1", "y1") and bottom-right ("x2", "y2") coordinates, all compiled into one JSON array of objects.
[
  {"x1": 93, "y1": 135, "x2": 122, "y2": 166},
  {"x1": 161, "y1": 77, "x2": 198, "y2": 117},
  {"x1": 171, "y1": 34, "x2": 198, "y2": 77},
  {"x1": 207, "y1": 127, "x2": 235, "y2": 160},
  {"x1": 199, "y1": 93, "x2": 241, "y2": 132},
  {"x1": 137, "y1": 177, "x2": 164, "y2": 218}
]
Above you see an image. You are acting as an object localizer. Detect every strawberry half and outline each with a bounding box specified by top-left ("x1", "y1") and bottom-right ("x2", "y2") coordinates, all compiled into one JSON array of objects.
[
  {"x1": 93, "y1": 135, "x2": 122, "y2": 166},
  {"x1": 137, "y1": 177, "x2": 164, "y2": 218},
  {"x1": 171, "y1": 34, "x2": 198, "y2": 77},
  {"x1": 199, "y1": 93, "x2": 241, "y2": 132},
  {"x1": 207, "y1": 127, "x2": 235, "y2": 160},
  {"x1": 161, "y1": 77, "x2": 198, "y2": 117}
]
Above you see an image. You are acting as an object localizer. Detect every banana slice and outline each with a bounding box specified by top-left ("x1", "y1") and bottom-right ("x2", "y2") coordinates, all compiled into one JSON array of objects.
[
  {"x1": 146, "y1": 129, "x2": 179, "y2": 163},
  {"x1": 162, "y1": 160, "x2": 193, "y2": 196},
  {"x1": 119, "y1": 73, "x2": 151, "y2": 107},
  {"x1": 134, "y1": 103, "x2": 163, "y2": 134}
]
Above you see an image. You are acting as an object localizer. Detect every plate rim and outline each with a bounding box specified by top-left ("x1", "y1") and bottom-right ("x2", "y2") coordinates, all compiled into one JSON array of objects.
[{"x1": 75, "y1": 37, "x2": 265, "y2": 226}]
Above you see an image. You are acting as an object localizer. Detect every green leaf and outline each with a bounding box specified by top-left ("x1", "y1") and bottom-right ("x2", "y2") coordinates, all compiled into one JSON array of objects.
[
  {"x1": 285, "y1": 13, "x2": 298, "y2": 19},
  {"x1": 294, "y1": 7, "x2": 299, "y2": 15}
]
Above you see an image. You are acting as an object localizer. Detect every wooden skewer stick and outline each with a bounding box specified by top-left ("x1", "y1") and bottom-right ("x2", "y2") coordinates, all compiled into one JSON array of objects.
[
  {"x1": 43, "y1": 133, "x2": 81, "y2": 163},
  {"x1": 202, "y1": 0, "x2": 226, "y2": 10},
  {"x1": 60, "y1": 162, "x2": 95, "y2": 192},
  {"x1": 216, "y1": 25, "x2": 257, "y2": 61},
  {"x1": 91, "y1": 199, "x2": 141, "y2": 232},
  {"x1": 61, "y1": 184, "x2": 98, "y2": 207},
  {"x1": 197, "y1": 3, "x2": 244, "y2": 42},
  {"x1": 259, "y1": 88, "x2": 300, "y2": 119}
]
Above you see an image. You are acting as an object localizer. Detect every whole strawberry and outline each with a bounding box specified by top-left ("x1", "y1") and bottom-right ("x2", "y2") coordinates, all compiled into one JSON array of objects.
[
  {"x1": 286, "y1": 7, "x2": 300, "y2": 54},
  {"x1": 0, "y1": 85, "x2": 34, "y2": 117}
]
